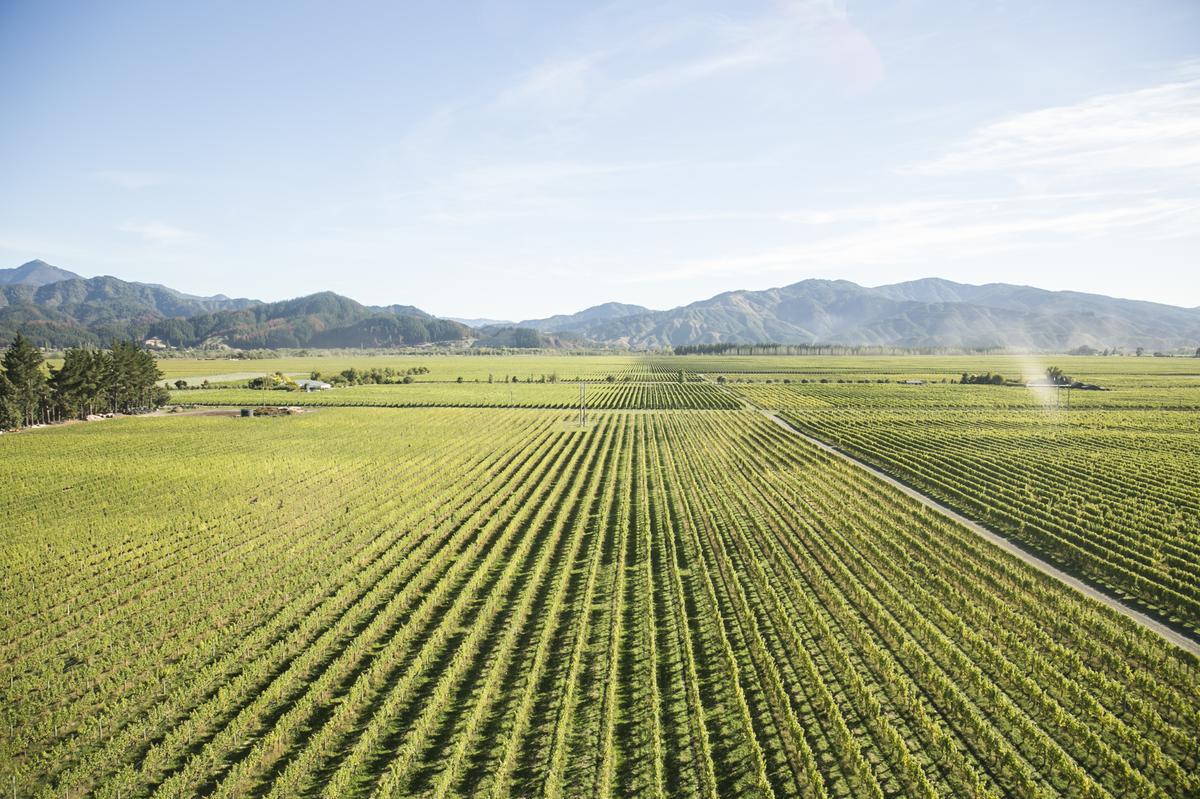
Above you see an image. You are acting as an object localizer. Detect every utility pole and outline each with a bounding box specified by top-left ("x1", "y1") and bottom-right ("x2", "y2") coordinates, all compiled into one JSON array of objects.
[{"x1": 578, "y1": 380, "x2": 587, "y2": 427}]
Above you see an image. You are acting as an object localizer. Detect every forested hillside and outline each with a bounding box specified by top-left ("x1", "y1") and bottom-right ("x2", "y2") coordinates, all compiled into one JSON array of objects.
[{"x1": 0, "y1": 265, "x2": 469, "y2": 349}]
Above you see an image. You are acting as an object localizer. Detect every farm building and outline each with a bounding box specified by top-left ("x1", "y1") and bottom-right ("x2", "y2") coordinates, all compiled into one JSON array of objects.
[{"x1": 296, "y1": 379, "x2": 333, "y2": 391}]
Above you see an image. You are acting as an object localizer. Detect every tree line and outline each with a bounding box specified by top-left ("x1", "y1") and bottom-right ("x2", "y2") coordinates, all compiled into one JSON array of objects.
[
  {"x1": 958, "y1": 367, "x2": 1071, "y2": 385},
  {"x1": 0, "y1": 334, "x2": 168, "y2": 429}
]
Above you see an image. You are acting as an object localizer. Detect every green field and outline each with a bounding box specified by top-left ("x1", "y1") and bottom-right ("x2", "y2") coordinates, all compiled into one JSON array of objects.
[
  {"x1": 171, "y1": 381, "x2": 737, "y2": 410},
  {"x1": 668, "y1": 353, "x2": 1200, "y2": 388},
  {"x1": 730, "y1": 377, "x2": 1200, "y2": 631},
  {"x1": 153, "y1": 355, "x2": 682, "y2": 384},
  {"x1": 3, "y1": 355, "x2": 1199, "y2": 798},
  {"x1": 154, "y1": 352, "x2": 1200, "y2": 387}
]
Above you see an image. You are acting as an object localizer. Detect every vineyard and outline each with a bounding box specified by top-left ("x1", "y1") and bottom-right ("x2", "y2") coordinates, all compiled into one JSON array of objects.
[
  {"x1": 169, "y1": 381, "x2": 739, "y2": 410},
  {"x1": 152, "y1": 355, "x2": 693, "y2": 385},
  {"x1": 2, "y1": 405, "x2": 1198, "y2": 798},
  {"x1": 734, "y1": 381, "x2": 1200, "y2": 412},
  {"x1": 665, "y1": 353, "x2": 1200, "y2": 388},
  {"x1": 150, "y1": 352, "x2": 1200, "y2": 389},
  {"x1": 731, "y1": 377, "x2": 1200, "y2": 633}
]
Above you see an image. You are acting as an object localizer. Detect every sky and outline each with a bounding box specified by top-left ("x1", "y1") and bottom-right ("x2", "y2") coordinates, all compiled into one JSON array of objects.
[{"x1": 1, "y1": 1, "x2": 1198, "y2": 320}]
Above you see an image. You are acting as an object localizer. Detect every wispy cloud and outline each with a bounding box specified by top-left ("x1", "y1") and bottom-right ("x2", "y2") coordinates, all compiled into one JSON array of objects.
[
  {"x1": 497, "y1": 1, "x2": 883, "y2": 113},
  {"x1": 625, "y1": 72, "x2": 1200, "y2": 286},
  {"x1": 627, "y1": 192, "x2": 1200, "y2": 284},
  {"x1": 907, "y1": 76, "x2": 1200, "y2": 179},
  {"x1": 118, "y1": 220, "x2": 197, "y2": 244},
  {"x1": 496, "y1": 52, "x2": 611, "y2": 108}
]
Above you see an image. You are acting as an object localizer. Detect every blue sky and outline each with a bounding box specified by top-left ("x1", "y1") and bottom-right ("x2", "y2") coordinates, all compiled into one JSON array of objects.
[{"x1": 1, "y1": 1, "x2": 1197, "y2": 319}]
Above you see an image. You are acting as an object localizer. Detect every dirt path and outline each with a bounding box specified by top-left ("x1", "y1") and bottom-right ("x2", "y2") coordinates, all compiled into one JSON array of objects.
[{"x1": 702, "y1": 377, "x2": 1200, "y2": 657}]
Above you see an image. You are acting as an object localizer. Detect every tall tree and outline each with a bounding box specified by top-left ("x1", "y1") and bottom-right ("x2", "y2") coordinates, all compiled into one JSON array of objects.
[
  {"x1": 104, "y1": 340, "x2": 164, "y2": 413},
  {"x1": 1, "y1": 333, "x2": 48, "y2": 426},
  {"x1": 0, "y1": 370, "x2": 19, "y2": 429},
  {"x1": 1044, "y1": 365, "x2": 1070, "y2": 385},
  {"x1": 50, "y1": 348, "x2": 106, "y2": 419}
]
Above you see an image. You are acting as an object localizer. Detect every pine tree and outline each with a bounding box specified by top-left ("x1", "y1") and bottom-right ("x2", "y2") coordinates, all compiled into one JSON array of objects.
[
  {"x1": 103, "y1": 340, "x2": 163, "y2": 413},
  {"x1": 1, "y1": 333, "x2": 49, "y2": 426},
  {"x1": 0, "y1": 369, "x2": 19, "y2": 428},
  {"x1": 50, "y1": 348, "x2": 106, "y2": 419}
]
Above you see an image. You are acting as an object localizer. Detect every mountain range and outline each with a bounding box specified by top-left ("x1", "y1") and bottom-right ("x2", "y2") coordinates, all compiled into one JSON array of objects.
[
  {"x1": 0, "y1": 259, "x2": 83, "y2": 287},
  {"x1": 522, "y1": 278, "x2": 1200, "y2": 351},
  {"x1": 0, "y1": 261, "x2": 468, "y2": 349},
  {"x1": 517, "y1": 302, "x2": 652, "y2": 334},
  {"x1": 2, "y1": 259, "x2": 1198, "y2": 351}
]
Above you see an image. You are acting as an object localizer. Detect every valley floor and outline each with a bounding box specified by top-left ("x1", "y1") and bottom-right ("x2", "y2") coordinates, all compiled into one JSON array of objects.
[{"x1": 2, "y1": 354, "x2": 1198, "y2": 798}]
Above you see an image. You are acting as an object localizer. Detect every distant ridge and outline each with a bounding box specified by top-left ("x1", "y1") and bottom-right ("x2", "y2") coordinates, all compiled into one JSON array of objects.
[
  {"x1": 518, "y1": 301, "x2": 652, "y2": 333},
  {"x1": 2, "y1": 260, "x2": 1198, "y2": 351},
  {"x1": 446, "y1": 317, "x2": 515, "y2": 328},
  {"x1": 524, "y1": 278, "x2": 1200, "y2": 351},
  {"x1": 0, "y1": 259, "x2": 82, "y2": 287},
  {"x1": 0, "y1": 263, "x2": 466, "y2": 348},
  {"x1": 154, "y1": 291, "x2": 469, "y2": 349}
]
